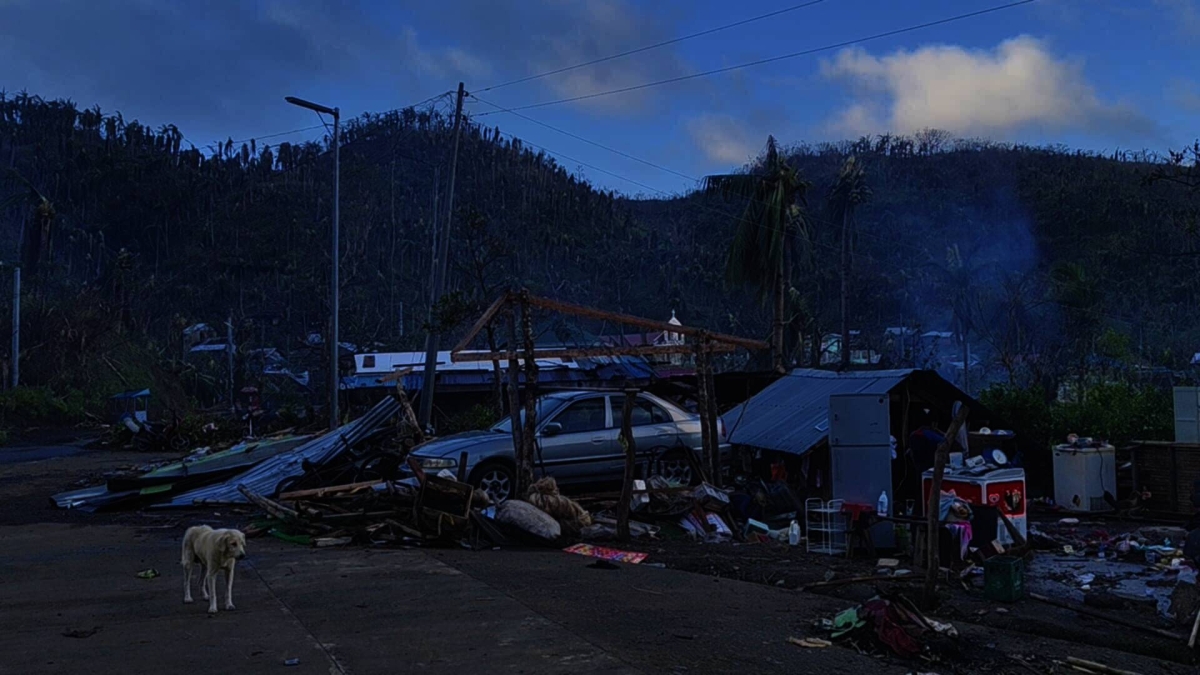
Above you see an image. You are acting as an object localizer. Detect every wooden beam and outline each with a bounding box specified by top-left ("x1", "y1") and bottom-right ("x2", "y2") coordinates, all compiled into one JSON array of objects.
[
  {"x1": 450, "y1": 292, "x2": 512, "y2": 355},
  {"x1": 279, "y1": 479, "x2": 387, "y2": 501},
  {"x1": 451, "y1": 342, "x2": 737, "y2": 363},
  {"x1": 522, "y1": 293, "x2": 768, "y2": 350},
  {"x1": 379, "y1": 366, "x2": 414, "y2": 384}
]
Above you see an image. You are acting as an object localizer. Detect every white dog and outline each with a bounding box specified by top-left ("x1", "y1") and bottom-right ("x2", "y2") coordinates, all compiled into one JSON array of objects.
[{"x1": 181, "y1": 525, "x2": 247, "y2": 614}]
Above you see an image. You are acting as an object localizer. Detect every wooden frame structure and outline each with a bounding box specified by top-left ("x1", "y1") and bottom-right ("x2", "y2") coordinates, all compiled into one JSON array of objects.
[{"x1": 447, "y1": 290, "x2": 768, "y2": 493}]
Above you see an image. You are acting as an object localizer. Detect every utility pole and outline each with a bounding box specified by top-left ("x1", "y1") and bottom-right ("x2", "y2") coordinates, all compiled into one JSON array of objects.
[
  {"x1": 285, "y1": 95, "x2": 340, "y2": 429},
  {"x1": 10, "y1": 265, "x2": 18, "y2": 389},
  {"x1": 418, "y1": 82, "x2": 466, "y2": 430}
]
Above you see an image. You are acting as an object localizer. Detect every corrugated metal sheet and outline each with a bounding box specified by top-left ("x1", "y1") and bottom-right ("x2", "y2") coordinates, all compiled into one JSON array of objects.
[
  {"x1": 158, "y1": 395, "x2": 401, "y2": 506},
  {"x1": 723, "y1": 368, "x2": 913, "y2": 457}
]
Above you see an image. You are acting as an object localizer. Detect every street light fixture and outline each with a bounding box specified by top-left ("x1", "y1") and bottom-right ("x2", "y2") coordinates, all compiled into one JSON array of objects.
[{"x1": 286, "y1": 95, "x2": 340, "y2": 429}]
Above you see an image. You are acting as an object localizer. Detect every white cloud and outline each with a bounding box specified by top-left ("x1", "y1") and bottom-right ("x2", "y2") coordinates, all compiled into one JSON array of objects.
[
  {"x1": 505, "y1": 0, "x2": 689, "y2": 114},
  {"x1": 820, "y1": 36, "x2": 1158, "y2": 141},
  {"x1": 397, "y1": 27, "x2": 492, "y2": 81},
  {"x1": 686, "y1": 114, "x2": 759, "y2": 165}
]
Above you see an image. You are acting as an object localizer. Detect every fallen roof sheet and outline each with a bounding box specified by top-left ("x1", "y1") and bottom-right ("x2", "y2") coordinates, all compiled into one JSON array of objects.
[
  {"x1": 722, "y1": 368, "x2": 913, "y2": 457},
  {"x1": 158, "y1": 395, "x2": 401, "y2": 506}
]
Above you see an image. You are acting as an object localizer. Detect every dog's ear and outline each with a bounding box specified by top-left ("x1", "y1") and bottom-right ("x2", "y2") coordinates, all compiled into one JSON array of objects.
[{"x1": 221, "y1": 531, "x2": 237, "y2": 552}]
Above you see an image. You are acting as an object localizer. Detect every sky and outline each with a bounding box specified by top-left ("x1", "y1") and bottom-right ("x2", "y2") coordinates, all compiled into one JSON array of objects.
[{"x1": 1, "y1": 0, "x2": 1197, "y2": 197}]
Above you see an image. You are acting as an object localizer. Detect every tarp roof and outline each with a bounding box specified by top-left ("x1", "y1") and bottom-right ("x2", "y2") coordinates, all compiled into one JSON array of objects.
[
  {"x1": 110, "y1": 389, "x2": 150, "y2": 399},
  {"x1": 722, "y1": 368, "x2": 989, "y2": 457}
]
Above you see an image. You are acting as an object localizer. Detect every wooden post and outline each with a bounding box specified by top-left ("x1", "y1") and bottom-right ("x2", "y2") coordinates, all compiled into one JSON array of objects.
[
  {"x1": 617, "y1": 388, "x2": 638, "y2": 541},
  {"x1": 394, "y1": 383, "x2": 425, "y2": 445},
  {"x1": 457, "y1": 451, "x2": 469, "y2": 483},
  {"x1": 693, "y1": 338, "x2": 713, "y2": 485},
  {"x1": 505, "y1": 304, "x2": 525, "y2": 487},
  {"x1": 518, "y1": 290, "x2": 539, "y2": 496},
  {"x1": 703, "y1": 342, "x2": 721, "y2": 487},
  {"x1": 923, "y1": 403, "x2": 970, "y2": 607}
]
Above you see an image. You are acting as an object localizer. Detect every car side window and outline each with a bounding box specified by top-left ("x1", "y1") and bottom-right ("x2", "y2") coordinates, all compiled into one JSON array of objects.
[
  {"x1": 611, "y1": 396, "x2": 669, "y2": 426},
  {"x1": 648, "y1": 402, "x2": 671, "y2": 424},
  {"x1": 551, "y1": 398, "x2": 608, "y2": 434}
]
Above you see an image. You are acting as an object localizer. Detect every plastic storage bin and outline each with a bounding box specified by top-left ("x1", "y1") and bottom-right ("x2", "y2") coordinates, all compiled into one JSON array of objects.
[{"x1": 984, "y1": 555, "x2": 1025, "y2": 602}]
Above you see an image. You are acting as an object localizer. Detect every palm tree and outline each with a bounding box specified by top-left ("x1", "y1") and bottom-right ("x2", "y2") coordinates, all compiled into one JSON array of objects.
[
  {"x1": 2, "y1": 169, "x2": 56, "y2": 276},
  {"x1": 828, "y1": 156, "x2": 870, "y2": 370},
  {"x1": 703, "y1": 136, "x2": 808, "y2": 373}
]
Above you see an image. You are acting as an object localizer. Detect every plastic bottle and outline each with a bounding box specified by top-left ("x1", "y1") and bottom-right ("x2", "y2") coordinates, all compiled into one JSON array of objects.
[
  {"x1": 788, "y1": 520, "x2": 801, "y2": 546},
  {"x1": 877, "y1": 490, "x2": 889, "y2": 517}
]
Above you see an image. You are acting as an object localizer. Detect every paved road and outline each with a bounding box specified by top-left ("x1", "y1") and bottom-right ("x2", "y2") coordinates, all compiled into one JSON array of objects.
[
  {"x1": 1, "y1": 441, "x2": 1194, "y2": 674},
  {"x1": 0, "y1": 524, "x2": 638, "y2": 674},
  {"x1": 0, "y1": 440, "x2": 89, "y2": 465}
]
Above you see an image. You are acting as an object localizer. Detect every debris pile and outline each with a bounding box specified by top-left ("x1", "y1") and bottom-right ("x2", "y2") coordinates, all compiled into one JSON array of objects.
[
  {"x1": 50, "y1": 396, "x2": 403, "y2": 511},
  {"x1": 807, "y1": 590, "x2": 959, "y2": 661}
]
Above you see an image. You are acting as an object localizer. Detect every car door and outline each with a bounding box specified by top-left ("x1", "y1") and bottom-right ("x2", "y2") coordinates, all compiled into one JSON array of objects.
[
  {"x1": 536, "y1": 396, "x2": 617, "y2": 484},
  {"x1": 605, "y1": 393, "x2": 680, "y2": 479}
]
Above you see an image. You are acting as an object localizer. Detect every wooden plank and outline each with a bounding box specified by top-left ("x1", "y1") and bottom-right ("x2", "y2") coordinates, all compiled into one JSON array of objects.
[
  {"x1": 450, "y1": 342, "x2": 737, "y2": 363},
  {"x1": 1030, "y1": 593, "x2": 1186, "y2": 641},
  {"x1": 279, "y1": 479, "x2": 388, "y2": 501},
  {"x1": 450, "y1": 292, "x2": 512, "y2": 355},
  {"x1": 379, "y1": 366, "x2": 414, "y2": 384},
  {"x1": 522, "y1": 294, "x2": 768, "y2": 350}
]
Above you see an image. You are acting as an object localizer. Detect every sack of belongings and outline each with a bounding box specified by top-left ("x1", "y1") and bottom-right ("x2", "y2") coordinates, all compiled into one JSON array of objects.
[
  {"x1": 525, "y1": 476, "x2": 592, "y2": 532},
  {"x1": 496, "y1": 498, "x2": 561, "y2": 540}
]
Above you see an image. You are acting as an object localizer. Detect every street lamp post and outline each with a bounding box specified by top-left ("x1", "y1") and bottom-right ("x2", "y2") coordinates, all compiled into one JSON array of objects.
[{"x1": 285, "y1": 96, "x2": 340, "y2": 429}]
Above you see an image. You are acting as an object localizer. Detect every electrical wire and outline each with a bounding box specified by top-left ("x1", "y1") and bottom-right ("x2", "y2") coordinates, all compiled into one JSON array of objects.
[
  {"x1": 470, "y1": 93, "x2": 696, "y2": 182},
  {"x1": 476, "y1": 0, "x2": 1038, "y2": 115},
  {"x1": 478, "y1": 0, "x2": 828, "y2": 93}
]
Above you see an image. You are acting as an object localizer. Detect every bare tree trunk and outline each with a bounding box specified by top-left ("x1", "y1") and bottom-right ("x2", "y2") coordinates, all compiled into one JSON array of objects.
[
  {"x1": 486, "y1": 323, "x2": 504, "y2": 414},
  {"x1": 518, "y1": 291, "x2": 539, "y2": 494},
  {"x1": 924, "y1": 404, "x2": 970, "y2": 607},
  {"x1": 840, "y1": 212, "x2": 851, "y2": 370},
  {"x1": 773, "y1": 266, "x2": 785, "y2": 374},
  {"x1": 504, "y1": 307, "x2": 524, "y2": 481},
  {"x1": 617, "y1": 388, "x2": 637, "y2": 541}
]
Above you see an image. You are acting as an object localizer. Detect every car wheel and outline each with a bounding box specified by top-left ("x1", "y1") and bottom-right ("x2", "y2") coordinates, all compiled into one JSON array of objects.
[
  {"x1": 649, "y1": 450, "x2": 697, "y2": 486},
  {"x1": 470, "y1": 461, "x2": 516, "y2": 502}
]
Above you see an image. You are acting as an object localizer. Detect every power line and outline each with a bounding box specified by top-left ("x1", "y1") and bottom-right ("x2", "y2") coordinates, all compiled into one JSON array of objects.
[
  {"x1": 492, "y1": 128, "x2": 667, "y2": 195},
  {"x1": 476, "y1": 0, "x2": 1038, "y2": 115},
  {"x1": 206, "y1": 91, "x2": 456, "y2": 153},
  {"x1": 218, "y1": 125, "x2": 326, "y2": 148},
  {"x1": 478, "y1": 0, "x2": 828, "y2": 93},
  {"x1": 470, "y1": 93, "x2": 697, "y2": 183}
]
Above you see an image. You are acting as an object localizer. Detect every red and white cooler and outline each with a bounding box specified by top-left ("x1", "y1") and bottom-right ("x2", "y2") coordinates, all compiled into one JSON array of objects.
[{"x1": 922, "y1": 467, "x2": 1027, "y2": 546}]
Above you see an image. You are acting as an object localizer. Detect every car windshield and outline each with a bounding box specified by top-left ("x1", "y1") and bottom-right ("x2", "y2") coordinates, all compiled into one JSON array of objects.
[{"x1": 490, "y1": 396, "x2": 570, "y2": 433}]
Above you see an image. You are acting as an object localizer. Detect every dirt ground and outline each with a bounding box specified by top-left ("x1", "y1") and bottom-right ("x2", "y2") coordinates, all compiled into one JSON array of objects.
[{"x1": 3, "y1": 437, "x2": 1197, "y2": 674}]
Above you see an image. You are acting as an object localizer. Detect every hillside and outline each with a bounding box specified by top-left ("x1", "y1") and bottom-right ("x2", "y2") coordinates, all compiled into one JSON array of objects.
[{"x1": 1, "y1": 92, "x2": 1197, "y2": 409}]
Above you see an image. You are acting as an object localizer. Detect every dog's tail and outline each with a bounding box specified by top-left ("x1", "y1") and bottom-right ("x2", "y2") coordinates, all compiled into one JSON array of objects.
[{"x1": 181, "y1": 526, "x2": 199, "y2": 566}]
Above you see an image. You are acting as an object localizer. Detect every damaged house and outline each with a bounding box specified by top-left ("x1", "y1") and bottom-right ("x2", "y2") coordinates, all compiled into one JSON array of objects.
[{"x1": 723, "y1": 368, "x2": 1016, "y2": 547}]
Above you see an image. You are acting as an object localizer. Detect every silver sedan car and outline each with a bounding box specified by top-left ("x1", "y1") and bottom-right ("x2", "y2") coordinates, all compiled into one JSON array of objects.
[{"x1": 406, "y1": 390, "x2": 729, "y2": 500}]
